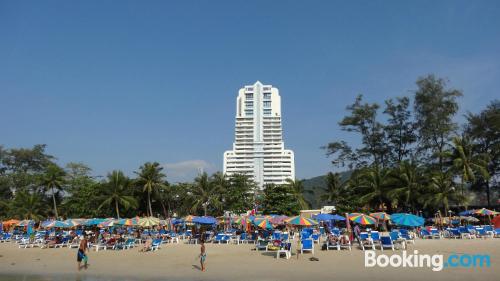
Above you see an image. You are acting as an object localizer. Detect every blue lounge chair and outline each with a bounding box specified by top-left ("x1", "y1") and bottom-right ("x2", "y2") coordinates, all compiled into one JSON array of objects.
[
  {"x1": 399, "y1": 229, "x2": 415, "y2": 244},
  {"x1": 370, "y1": 231, "x2": 381, "y2": 246},
  {"x1": 359, "y1": 232, "x2": 374, "y2": 251},
  {"x1": 420, "y1": 229, "x2": 432, "y2": 239},
  {"x1": 311, "y1": 233, "x2": 320, "y2": 244},
  {"x1": 430, "y1": 228, "x2": 441, "y2": 239},
  {"x1": 300, "y1": 238, "x2": 314, "y2": 254},
  {"x1": 151, "y1": 238, "x2": 162, "y2": 251},
  {"x1": 380, "y1": 236, "x2": 394, "y2": 251}
]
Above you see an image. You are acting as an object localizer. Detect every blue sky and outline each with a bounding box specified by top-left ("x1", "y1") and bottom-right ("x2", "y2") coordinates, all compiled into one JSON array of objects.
[{"x1": 1, "y1": 1, "x2": 499, "y2": 182}]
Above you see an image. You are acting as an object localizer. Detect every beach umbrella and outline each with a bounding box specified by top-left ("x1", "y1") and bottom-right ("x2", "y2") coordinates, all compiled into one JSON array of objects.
[
  {"x1": 183, "y1": 215, "x2": 197, "y2": 223},
  {"x1": 2, "y1": 219, "x2": 20, "y2": 227},
  {"x1": 370, "y1": 212, "x2": 391, "y2": 221},
  {"x1": 43, "y1": 220, "x2": 70, "y2": 228},
  {"x1": 459, "y1": 210, "x2": 475, "y2": 216},
  {"x1": 64, "y1": 219, "x2": 85, "y2": 227},
  {"x1": 391, "y1": 213, "x2": 424, "y2": 227},
  {"x1": 253, "y1": 218, "x2": 273, "y2": 229},
  {"x1": 285, "y1": 216, "x2": 318, "y2": 226},
  {"x1": 116, "y1": 218, "x2": 138, "y2": 226},
  {"x1": 85, "y1": 218, "x2": 106, "y2": 226},
  {"x1": 473, "y1": 208, "x2": 499, "y2": 216},
  {"x1": 270, "y1": 215, "x2": 289, "y2": 225},
  {"x1": 192, "y1": 216, "x2": 217, "y2": 225},
  {"x1": 348, "y1": 213, "x2": 377, "y2": 225},
  {"x1": 17, "y1": 220, "x2": 34, "y2": 227},
  {"x1": 99, "y1": 219, "x2": 118, "y2": 228},
  {"x1": 460, "y1": 216, "x2": 479, "y2": 223},
  {"x1": 492, "y1": 216, "x2": 500, "y2": 229},
  {"x1": 138, "y1": 217, "x2": 160, "y2": 227},
  {"x1": 171, "y1": 218, "x2": 184, "y2": 225},
  {"x1": 313, "y1": 214, "x2": 336, "y2": 222},
  {"x1": 330, "y1": 214, "x2": 346, "y2": 221}
]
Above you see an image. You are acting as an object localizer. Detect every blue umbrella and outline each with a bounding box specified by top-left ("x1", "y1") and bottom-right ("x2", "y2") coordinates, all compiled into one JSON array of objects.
[
  {"x1": 193, "y1": 216, "x2": 217, "y2": 225},
  {"x1": 459, "y1": 210, "x2": 474, "y2": 216},
  {"x1": 85, "y1": 218, "x2": 106, "y2": 226},
  {"x1": 391, "y1": 213, "x2": 424, "y2": 227},
  {"x1": 330, "y1": 214, "x2": 346, "y2": 221},
  {"x1": 172, "y1": 218, "x2": 184, "y2": 225}
]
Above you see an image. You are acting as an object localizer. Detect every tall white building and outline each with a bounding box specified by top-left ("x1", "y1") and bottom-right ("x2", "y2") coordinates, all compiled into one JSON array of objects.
[{"x1": 223, "y1": 81, "x2": 295, "y2": 188}]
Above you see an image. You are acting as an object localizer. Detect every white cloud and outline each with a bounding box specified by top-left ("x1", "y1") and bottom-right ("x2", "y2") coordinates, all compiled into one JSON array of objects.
[{"x1": 162, "y1": 160, "x2": 215, "y2": 183}]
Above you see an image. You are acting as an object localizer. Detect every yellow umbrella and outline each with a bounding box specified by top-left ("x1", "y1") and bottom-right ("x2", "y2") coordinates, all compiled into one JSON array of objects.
[{"x1": 138, "y1": 217, "x2": 160, "y2": 227}]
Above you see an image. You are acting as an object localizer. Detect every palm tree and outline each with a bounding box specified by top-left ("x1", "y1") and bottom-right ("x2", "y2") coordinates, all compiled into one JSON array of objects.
[
  {"x1": 98, "y1": 171, "x2": 137, "y2": 218},
  {"x1": 388, "y1": 161, "x2": 422, "y2": 212},
  {"x1": 9, "y1": 191, "x2": 46, "y2": 220},
  {"x1": 320, "y1": 172, "x2": 347, "y2": 206},
  {"x1": 358, "y1": 166, "x2": 391, "y2": 210},
  {"x1": 285, "y1": 178, "x2": 311, "y2": 210},
  {"x1": 135, "y1": 162, "x2": 166, "y2": 217},
  {"x1": 40, "y1": 164, "x2": 66, "y2": 219},
  {"x1": 450, "y1": 136, "x2": 490, "y2": 195},
  {"x1": 421, "y1": 171, "x2": 466, "y2": 214},
  {"x1": 190, "y1": 172, "x2": 222, "y2": 216}
]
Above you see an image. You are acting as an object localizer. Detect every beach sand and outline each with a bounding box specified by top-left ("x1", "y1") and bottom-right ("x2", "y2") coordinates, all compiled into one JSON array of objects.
[{"x1": 0, "y1": 239, "x2": 498, "y2": 281}]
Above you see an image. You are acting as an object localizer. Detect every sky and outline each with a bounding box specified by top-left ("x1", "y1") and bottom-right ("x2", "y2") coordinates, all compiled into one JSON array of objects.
[{"x1": 1, "y1": 1, "x2": 499, "y2": 182}]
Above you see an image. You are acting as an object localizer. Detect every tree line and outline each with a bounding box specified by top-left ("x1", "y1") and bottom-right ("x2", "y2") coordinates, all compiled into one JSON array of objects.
[
  {"x1": 0, "y1": 145, "x2": 307, "y2": 219},
  {"x1": 321, "y1": 74, "x2": 499, "y2": 216}
]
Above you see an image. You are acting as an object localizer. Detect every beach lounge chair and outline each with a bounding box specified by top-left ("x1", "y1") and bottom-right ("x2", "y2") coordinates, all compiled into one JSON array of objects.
[
  {"x1": 359, "y1": 232, "x2": 375, "y2": 251},
  {"x1": 399, "y1": 229, "x2": 415, "y2": 244},
  {"x1": 475, "y1": 228, "x2": 492, "y2": 239},
  {"x1": 389, "y1": 232, "x2": 406, "y2": 250},
  {"x1": 494, "y1": 229, "x2": 500, "y2": 238},
  {"x1": 370, "y1": 231, "x2": 381, "y2": 246},
  {"x1": 255, "y1": 239, "x2": 269, "y2": 251},
  {"x1": 276, "y1": 242, "x2": 292, "y2": 259},
  {"x1": 448, "y1": 228, "x2": 461, "y2": 239},
  {"x1": 55, "y1": 236, "x2": 71, "y2": 248},
  {"x1": 458, "y1": 227, "x2": 475, "y2": 239},
  {"x1": 300, "y1": 238, "x2": 314, "y2": 254},
  {"x1": 123, "y1": 238, "x2": 136, "y2": 249},
  {"x1": 326, "y1": 238, "x2": 340, "y2": 251},
  {"x1": 151, "y1": 238, "x2": 162, "y2": 251},
  {"x1": 420, "y1": 229, "x2": 432, "y2": 239},
  {"x1": 282, "y1": 233, "x2": 290, "y2": 242},
  {"x1": 93, "y1": 241, "x2": 107, "y2": 252},
  {"x1": 431, "y1": 228, "x2": 441, "y2": 239},
  {"x1": 380, "y1": 236, "x2": 394, "y2": 251},
  {"x1": 272, "y1": 232, "x2": 281, "y2": 241},
  {"x1": 237, "y1": 232, "x2": 247, "y2": 244},
  {"x1": 213, "y1": 233, "x2": 224, "y2": 244}
]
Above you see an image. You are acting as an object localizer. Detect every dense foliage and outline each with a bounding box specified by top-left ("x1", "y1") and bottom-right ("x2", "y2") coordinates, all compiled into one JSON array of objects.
[{"x1": 322, "y1": 75, "x2": 499, "y2": 216}]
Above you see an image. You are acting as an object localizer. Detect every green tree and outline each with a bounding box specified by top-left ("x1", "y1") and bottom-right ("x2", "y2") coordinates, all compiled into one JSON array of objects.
[
  {"x1": 285, "y1": 178, "x2": 311, "y2": 210},
  {"x1": 40, "y1": 164, "x2": 66, "y2": 219},
  {"x1": 383, "y1": 97, "x2": 417, "y2": 163},
  {"x1": 387, "y1": 161, "x2": 422, "y2": 212},
  {"x1": 414, "y1": 75, "x2": 462, "y2": 172},
  {"x1": 135, "y1": 162, "x2": 166, "y2": 217},
  {"x1": 421, "y1": 171, "x2": 465, "y2": 214},
  {"x1": 465, "y1": 100, "x2": 500, "y2": 206},
  {"x1": 320, "y1": 172, "x2": 349, "y2": 209},
  {"x1": 225, "y1": 173, "x2": 255, "y2": 214},
  {"x1": 449, "y1": 136, "x2": 490, "y2": 196},
  {"x1": 357, "y1": 166, "x2": 391, "y2": 210},
  {"x1": 189, "y1": 172, "x2": 222, "y2": 216},
  {"x1": 8, "y1": 191, "x2": 46, "y2": 220},
  {"x1": 98, "y1": 171, "x2": 137, "y2": 218},
  {"x1": 261, "y1": 183, "x2": 300, "y2": 216}
]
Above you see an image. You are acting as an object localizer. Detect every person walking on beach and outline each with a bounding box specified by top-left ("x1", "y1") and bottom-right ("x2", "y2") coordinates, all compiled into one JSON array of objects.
[
  {"x1": 199, "y1": 240, "x2": 206, "y2": 272},
  {"x1": 77, "y1": 235, "x2": 88, "y2": 271}
]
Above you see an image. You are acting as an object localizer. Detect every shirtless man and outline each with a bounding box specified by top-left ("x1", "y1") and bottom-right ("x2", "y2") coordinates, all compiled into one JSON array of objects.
[{"x1": 77, "y1": 235, "x2": 88, "y2": 271}]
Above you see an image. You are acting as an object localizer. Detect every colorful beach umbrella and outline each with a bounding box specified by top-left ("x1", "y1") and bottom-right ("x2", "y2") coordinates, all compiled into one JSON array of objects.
[
  {"x1": 192, "y1": 216, "x2": 217, "y2": 225},
  {"x1": 138, "y1": 217, "x2": 160, "y2": 227},
  {"x1": 85, "y1": 218, "x2": 107, "y2": 226},
  {"x1": 253, "y1": 218, "x2": 273, "y2": 229},
  {"x1": 348, "y1": 213, "x2": 377, "y2": 225},
  {"x1": 43, "y1": 220, "x2": 70, "y2": 228},
  {"x1": 17, "y1": 220, "x2": 34, "y2": 227},
  {"x1": 391, "y1": 213, "x2": 424, "y2": 227},
  {"x1": 370, "y1": 212, "x2": 390, "y2": 221},
  {"x1": 64, "y1": 219, "x2": 85, "y2": 227},
  {"x1": 270, "y1": 215, "x2": 289, "y2": 225},
  {"x1": 285, "y1": 216, "x2": 318, "y2": 226},
  {"x1": 116, "y1": 218, "x2": 139, "y2": 226},
  {"x1": 473, "y1": 208, "x2": 499, "y2": 216},
  {"x1": 2, "y1": 219, "x2": 20, "y2": 227},
  {"x1": 99, "y1": 219, "x2": 118, "y2": 227}
]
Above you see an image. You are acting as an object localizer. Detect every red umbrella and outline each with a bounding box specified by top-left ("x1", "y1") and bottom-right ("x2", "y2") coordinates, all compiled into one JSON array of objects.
[{"x1": 493, "y1": 215, "x2": 500, "y2": 229}]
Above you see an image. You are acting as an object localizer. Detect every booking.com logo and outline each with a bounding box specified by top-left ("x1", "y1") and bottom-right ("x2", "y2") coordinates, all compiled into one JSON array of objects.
[{"x1": 365, "y1": 250, "x2": 491, "y2": 271}]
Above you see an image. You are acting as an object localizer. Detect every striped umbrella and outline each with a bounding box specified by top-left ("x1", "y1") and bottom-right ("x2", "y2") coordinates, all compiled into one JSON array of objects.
[
  {"x1": 474, "y1": 208, "x2": 499, "y2": 216},
  {"x1": 138, "y1": 217, "x2": 160, "y2": 227},
  {"x1": 116, "y1": 218, "x2": 139, "y2": 226},
  {"x1": 348, "y1": 213, "x2": 377, "y2": 225},
  {"x1": 253, "y1": 218, "x2": 273, "y2": 229},
  {"x1": 99, "y1": 219, "x2": 118, "y2": 227},
  {"x1": 391, "y1": 213, "x2": 424, "y2": 227},
  {"x1": 17, "y1": 220, "x2": 34, "y2": 226},
  {"x1": 270, "y1": 215, "x2": 289, "y2": 225},
  {"x1": 2, "y1": 219, "x2": 20, "y2": 227},
  {"x1": 64, "y1": 219, "x2": 86, "y2": 227},
  {"x1": 370, "y1": 212, "x2": 391, "y2": 221},
  {"x1": 285, "y1": 216, "x2": 318, "y2": 226},
  {"x1": 43, "y1": 220, "x2": 70, "y2": 228}
]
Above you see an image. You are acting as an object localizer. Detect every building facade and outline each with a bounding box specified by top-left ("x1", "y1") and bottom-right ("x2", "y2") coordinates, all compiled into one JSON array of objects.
[{"x1": 223, "y1": 81, "x2": 295, "y2": 188}]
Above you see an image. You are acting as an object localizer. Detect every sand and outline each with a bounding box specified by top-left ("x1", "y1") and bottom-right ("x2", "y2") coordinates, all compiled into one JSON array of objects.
[{"x1": 0, "y1": 239, "x2": 498, "y2": 281}]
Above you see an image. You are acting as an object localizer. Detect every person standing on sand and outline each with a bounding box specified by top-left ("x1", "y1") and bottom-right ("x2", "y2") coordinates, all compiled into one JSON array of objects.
[
  {"x1": 77, "y1": 235, "x2": 88, "y2": 271},
  {"x1": 199, "y1": 240, "x2": 206, "y2": 272}
]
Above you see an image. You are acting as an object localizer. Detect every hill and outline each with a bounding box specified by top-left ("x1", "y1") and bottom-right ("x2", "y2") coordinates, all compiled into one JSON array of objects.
[{"x1": 301, "y1": 171, "x2": 351, "y2": 209}]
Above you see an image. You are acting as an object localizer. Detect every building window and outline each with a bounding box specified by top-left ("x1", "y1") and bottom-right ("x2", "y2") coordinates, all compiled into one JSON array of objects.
[
  {"x1": 263, "y1": 93, "x2": 271, "y2": 99},
  {"x1": 245, "y1": 93, "x2": 253, "y2": 100},
  {"x1": 245, "y1": 109, "x2": 253, "y2": 116},
  {"x1": 263, "y1": 101, "x2": 271, "y2": 107},
  {"x1": 263, "y1": 109, "x2": 272, "y2": 116}
]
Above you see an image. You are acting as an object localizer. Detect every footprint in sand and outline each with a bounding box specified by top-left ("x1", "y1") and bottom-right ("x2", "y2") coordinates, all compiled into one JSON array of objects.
[{"x1": 11, "y1": 263, "x2": 15, "y2": 266}]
